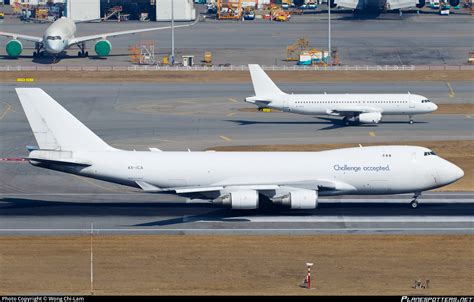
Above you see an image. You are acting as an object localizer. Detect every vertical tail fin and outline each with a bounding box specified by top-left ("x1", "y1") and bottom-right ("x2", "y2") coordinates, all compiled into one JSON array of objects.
[
  {"x1": 16, "y1": 88, "x2": 113, "y2": 151},
  {"x1": 248, "y1": 64, "x2": 284, "y2": 97}
]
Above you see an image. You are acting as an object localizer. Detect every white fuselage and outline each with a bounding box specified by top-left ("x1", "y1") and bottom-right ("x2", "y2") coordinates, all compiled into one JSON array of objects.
[
  {"x1": 31, "y1": 145, "x2": 463, "y2": 197},
  {"x1": 249, "y1": 93, "x2": 438, "y2": 117},
  {"x1": 42, "y1": 18, "x2": 76, "y2": 54}
]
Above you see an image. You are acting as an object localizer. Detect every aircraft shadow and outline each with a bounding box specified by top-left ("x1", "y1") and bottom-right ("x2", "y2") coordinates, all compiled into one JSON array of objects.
[
  {"x1": 4, "y1": 52, "x2": 131, "y2": 64},
  {"x1": 1, "y1": 197, "x2": 472, "y2": 223},
  {"x1": 226, "y1": 117, "x2": 426, "y2": 130},
  {"x1": 134, "y1": 201, "x2": 474, "y2": 227}
]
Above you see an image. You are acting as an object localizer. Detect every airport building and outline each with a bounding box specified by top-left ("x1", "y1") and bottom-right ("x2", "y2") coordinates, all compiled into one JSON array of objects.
[{"x1": 7, "y1": 0, "x2": 197, "y2": 21}]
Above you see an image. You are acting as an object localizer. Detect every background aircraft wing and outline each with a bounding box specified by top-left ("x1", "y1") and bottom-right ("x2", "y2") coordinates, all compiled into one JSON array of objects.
[
  {"x1": 0, "y1": 32, "x2": 43, "y2": 43},
  {"x1": 327, "y1": 107, "x2": 380, "y2": 117},
  {"x1": 69, "y1": 20, "x2": 197, "y2": 45}
]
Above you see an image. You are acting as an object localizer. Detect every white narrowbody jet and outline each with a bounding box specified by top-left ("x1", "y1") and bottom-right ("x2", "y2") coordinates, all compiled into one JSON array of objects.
[
  {"x1": 245, "y1": 64, "x2": 438, "y2": 125},
  {"x1": 1, "y1": 17, "x2": 196, "y2": 59},
  {"x1": 331, "y1": 0, "x2": 459, "y2": 13},
  {"x1": 16, "y1": 88, "x2": 462, "y2": 210}
]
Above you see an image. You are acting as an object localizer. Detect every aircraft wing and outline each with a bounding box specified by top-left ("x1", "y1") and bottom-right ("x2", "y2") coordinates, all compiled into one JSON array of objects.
[
  {"x1": 69, "y1": 20, "x2": 197, "y2": 45},
  {"x1": 135, "y1": 179, "x2": 356, "y2": 194},
  {"x1": 327, "y1": 106, "x2": 380, "y2": 117},
  {"x1": 0, "y1": 32, "x2": 43, "y2": 43}
]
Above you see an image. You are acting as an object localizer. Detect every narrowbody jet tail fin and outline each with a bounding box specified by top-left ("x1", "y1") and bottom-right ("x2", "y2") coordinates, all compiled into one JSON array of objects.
[
  {"x1": 248, "y1": 64, "x2": 285, "y2": 97},
  {"x1": 16, "y1": 88, "x2": 114, "y2": 152}
]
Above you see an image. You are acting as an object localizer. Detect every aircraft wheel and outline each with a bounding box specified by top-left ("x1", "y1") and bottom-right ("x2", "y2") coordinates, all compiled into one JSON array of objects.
[
  {"x1": 78, "y1": 51, "x2": 82, "y2": 57},
  {"x1": 411, "y1": 200, "x2": 418, "y2": 208},
  {"x1": 85, "y1": 51, "x2": 89, "y2": 57},
  {"x1": 343, "y1": 117, "x2": 350, "y2": 126},
  {"x1": 33, "y1": 51, "x2": 37, "y2": 58}
]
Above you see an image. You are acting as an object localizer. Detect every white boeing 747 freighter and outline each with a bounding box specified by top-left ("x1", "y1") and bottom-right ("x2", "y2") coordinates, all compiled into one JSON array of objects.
[
  {"x1": 16, "y1": 88, "x2": 462, "y2": 210},
  {"x1": 245, "y1": 64, "x2": 438, "y2": 125}
]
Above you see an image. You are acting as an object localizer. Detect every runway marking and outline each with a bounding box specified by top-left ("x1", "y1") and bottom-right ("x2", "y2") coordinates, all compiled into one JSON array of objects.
[
  {"x1": 152, "y1": 139, "x2": 181, "y2": 143},
  {"x1": 228, "y1": 98, "x2": 239, "y2": 103},
  {"x1": 226, "y1": 112, "x2": 238, "y2": 117},
  {"x1": 466, "y1": 115, "x2": 472, "y2": 119},
  {"x1": 173, "y1": 111, "x2": 199, "y2": 115},
  {"x1": 446, "y1": 82, "x2": 455, "y2": 98},
  {"x1": 368, "y1": 131, "x2": 376, "y2": 137},
  {"x1": 0, "y1": 103, "x2": 12, "y2": 120},
  {"x1": 177, "y1": 100, "x2": 196, "y2": 104},
  {"x1": 219, "y1": 135, "x2": 232, "y2": 141}
]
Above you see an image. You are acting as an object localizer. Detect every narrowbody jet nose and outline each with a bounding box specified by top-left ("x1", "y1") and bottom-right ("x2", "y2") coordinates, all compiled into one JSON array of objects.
[
  {"x1": 431, "y1": 103, "x2": 438, "y2": 112},
  {"x1": 45, "y1": 41, "x2": 63, "y2": 54}
]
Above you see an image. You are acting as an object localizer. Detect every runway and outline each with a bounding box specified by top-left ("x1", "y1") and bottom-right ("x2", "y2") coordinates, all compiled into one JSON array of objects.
[
  {"x1": 0, "y1": 82, "x2": 472, "y2": 236},
  {"x1": 0, "y1": 192, "x2": 472, "y2": 235},
  {"x1": 0, "y1": 11, "x2": 473, "y2": 66},
  {"x1": 0, "y1": 82, "x2": 472, "y2": 154}
]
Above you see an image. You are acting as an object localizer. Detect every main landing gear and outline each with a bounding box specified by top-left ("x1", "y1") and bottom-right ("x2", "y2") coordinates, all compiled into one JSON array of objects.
[
  {"x1": 343, "y1": 116, "x2": 350, "y2": 126},
  {"x1": 77, "y1": 42, "x2": 89, "y2": 57},
  {"x1": 32, "y1": 51, "x2": 45, "y2": 58},
  {"x1": 410, "y1": 192, "x2": 421, "y2": 208}
]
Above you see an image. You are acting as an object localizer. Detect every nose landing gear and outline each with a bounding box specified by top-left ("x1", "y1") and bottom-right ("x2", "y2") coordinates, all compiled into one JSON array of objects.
[
  {"x1": 409, "y1": 115, "x2": 414, "y2": 124},
  {"x1": 33, "y1": 42, "x2": 44, "y2": 58},
  {"x1": 410, "y1": 192, "x2": 421, "y2": 208}
]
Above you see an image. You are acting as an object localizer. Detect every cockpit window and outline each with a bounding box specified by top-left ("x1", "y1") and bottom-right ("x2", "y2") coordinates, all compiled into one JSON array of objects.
[
  {"x1": 424, "y1": 151, "x2": 437, "y2": 156},
  {"x1": 421, "y1": 99, "x2": 431, "y2": 103},
  {"x1": 47, "y1": 36, "x2": 62, "y2": 40}
]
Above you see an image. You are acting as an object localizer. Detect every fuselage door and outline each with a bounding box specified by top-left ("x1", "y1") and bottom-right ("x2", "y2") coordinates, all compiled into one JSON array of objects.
[
  {"x1": 282, "y1": 95, "x2": 290, "y2": 112},
  {"x1": 409, "y1": 96, "x2": 415, "y2": 108}
]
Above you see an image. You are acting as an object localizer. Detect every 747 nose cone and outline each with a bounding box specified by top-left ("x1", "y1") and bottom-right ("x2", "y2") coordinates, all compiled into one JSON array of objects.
[
  {"x1": 452, "y1": 164, "x2": 464, "y2": 181},
  {"x1": 440, "y1": 162, "x2": 464, "y2": 186}
]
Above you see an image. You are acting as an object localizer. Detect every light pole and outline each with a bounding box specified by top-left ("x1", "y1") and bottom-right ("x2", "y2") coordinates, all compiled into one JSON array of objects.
[
  {"x1": 328, "y1": 0, "x2": 331, "y2": 66},
  {"x1": 171, "y1": 0, "x2": 175, "y2": 65}
]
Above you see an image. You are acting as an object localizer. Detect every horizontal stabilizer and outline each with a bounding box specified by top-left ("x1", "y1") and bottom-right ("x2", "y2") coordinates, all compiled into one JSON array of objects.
[{"x1": 27, "y1": 157, "x2": 92, "y2": 167}]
